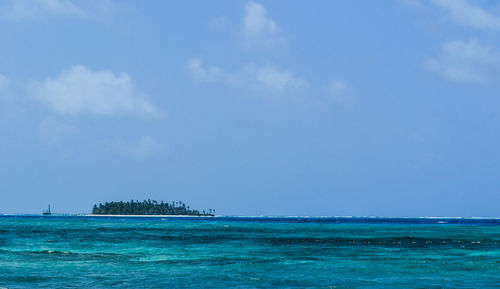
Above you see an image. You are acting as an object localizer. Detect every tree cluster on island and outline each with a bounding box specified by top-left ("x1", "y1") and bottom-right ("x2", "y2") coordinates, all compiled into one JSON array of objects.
[{"x1": 91, "y1": 199, "x2": 215, "y2": 216}]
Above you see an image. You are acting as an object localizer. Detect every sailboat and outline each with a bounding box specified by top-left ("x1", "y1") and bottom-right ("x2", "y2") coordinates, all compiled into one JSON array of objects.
[{"x1": 43, "y1": 204, "x2": 51, "y2": 215}]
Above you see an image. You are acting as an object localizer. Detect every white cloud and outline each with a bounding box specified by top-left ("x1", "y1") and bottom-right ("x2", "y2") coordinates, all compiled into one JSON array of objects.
[
  {"x1": 425, "y1": 39, "x2": 500, "y2": 83},
  {"x1": 103, "y1": 136, "x2": 165, "y2": 161},
  {"x1": 0, "y1": 0, "x2": 86, "y2": 20},
  {"x1": 242, "y1": 1, "x2": 282, "y2": 49},
  {"x1": 244, "y1": 2, "x2": 277, "y2": 36},
  {"x1": 185, "y1": 57, "x2": 306, "y2": 93},
  {"x1": 431, "y1": 0, "x2": 500, "y2": 31},
  {"x1": 31, "y1": 65, "x2": 159, "y2": 118}
]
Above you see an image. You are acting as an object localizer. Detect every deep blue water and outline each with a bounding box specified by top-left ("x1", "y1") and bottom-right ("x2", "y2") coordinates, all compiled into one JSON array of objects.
[{"x1": 0, "y1": 216, "x2": 499, "y2": 288}]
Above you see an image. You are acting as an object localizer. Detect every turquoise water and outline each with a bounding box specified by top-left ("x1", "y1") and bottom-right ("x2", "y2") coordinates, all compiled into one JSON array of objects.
[{"x1": 0, "y1": 216, "x2": 499, "y2": 288}]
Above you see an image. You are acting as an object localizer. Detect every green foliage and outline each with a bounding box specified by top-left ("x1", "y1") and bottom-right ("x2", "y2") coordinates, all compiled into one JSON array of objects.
[{"x1": 91, "y1": 199, "x2": 214, "y2": 216}]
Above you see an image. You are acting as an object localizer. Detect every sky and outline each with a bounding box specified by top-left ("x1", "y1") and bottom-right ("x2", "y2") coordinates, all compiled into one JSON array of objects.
[{"x1": 1, "y1": 0, "x2": 500, "y2": 216}]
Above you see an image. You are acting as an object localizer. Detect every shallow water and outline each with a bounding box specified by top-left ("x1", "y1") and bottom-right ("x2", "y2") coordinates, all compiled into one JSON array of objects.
[{"x1": 0, "y1": 216, "x2": 499, "y2": 288}]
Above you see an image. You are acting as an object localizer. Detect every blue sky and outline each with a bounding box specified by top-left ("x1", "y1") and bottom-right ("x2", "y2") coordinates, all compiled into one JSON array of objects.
[{"x1": 1, "y1": 0, "x2": 500, "y2": 216}]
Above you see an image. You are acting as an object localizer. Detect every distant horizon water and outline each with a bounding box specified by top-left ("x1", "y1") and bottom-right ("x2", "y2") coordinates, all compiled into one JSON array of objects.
[
  {"x1": 2, "y1": 213, "x2": 500, "y2": 219},
  {"x1": 2, "y1": 214, "x2": 500, "y2": 222}
]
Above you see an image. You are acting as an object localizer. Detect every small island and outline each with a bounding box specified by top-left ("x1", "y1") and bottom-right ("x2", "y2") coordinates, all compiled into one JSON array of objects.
[{"x1": 92, "y1": 199, "x2": 215, "y2": 216}]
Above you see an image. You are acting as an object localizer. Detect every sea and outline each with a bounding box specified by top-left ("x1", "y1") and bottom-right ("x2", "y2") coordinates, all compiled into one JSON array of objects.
[{"x1": 0, "y1": 216, "x2": 499, "y2": 288}]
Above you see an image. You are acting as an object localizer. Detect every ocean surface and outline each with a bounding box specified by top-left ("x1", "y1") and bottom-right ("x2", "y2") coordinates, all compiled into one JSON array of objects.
[{"x1": 0, "y1": 216, "x2": 499, "y2": 288}]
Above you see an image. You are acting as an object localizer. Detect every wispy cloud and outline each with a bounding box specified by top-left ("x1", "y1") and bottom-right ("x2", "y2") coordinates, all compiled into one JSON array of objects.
[
  {"x1": 424, "y1": 39, "x2": 500, "y2": 83},
  {"x1": 38, "y1": 117, "x2": 78, "y2": 146},
  {"x1": 185, "y1": 57, "x2": 306, "y2": 93},
  {"x1": 327, "y1": 80, "x2": 347, "y2": 94},
  {"x1": 0, "y1": 74, "x2": 9, "y2": 87},
  {"x1": 254, "y1": 66, "x2": 306, "y2": 91},
  {"x1": 399, "y1": 1, "x2": 500, "y2": 84},
  {"x1": 103, "y1": 136, "x2": 165, "y2": 161},
  {"x1": 325, "y1": 80, "x2": 355, "y2": 105},
  {"x1": 397, "y1": 0, "x2": 424, "y2": 9},
  {"x1": 0, "y1": 74, "x2": 10, "y2": 98},
  {"x1": 431, "y1": 0, "x2": 500, "y2": 31},
  {"x1": 184, "y1": 58, "x2": 226, "y2": 83},
  {"x1": 241, "y1": 1, "x2": 283, "y2": 49},
  {"x1": 0, "y1": 0, "x2": 86, "y2": 20},
  {"x1": 31, "y1": 65, "x2": 159, "y2": 118}
]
